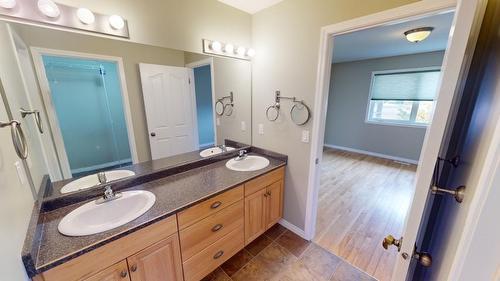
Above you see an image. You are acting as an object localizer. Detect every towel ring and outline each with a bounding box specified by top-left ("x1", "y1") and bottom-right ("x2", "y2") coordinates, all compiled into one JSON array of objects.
[
  {"x1": 215, "y1": 100, "x2": 225, "y2": 116},
  {"x1": 290, "y1": 101, "x2": 311, "y2": 126},
  {"x1": 223, "y1": 104, "x2": 234, "y2": 116},
  {"x1": 0, "y1": 120, "x2": 28, "y2": 159},
  {"x1": 266, "y1": 104, "x2": 280, "y2": 121}
]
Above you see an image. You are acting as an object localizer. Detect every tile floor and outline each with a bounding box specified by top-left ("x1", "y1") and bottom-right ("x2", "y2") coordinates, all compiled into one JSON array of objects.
[{"x1": 201, "y1": 224, "x2": 377, "y2": 281}]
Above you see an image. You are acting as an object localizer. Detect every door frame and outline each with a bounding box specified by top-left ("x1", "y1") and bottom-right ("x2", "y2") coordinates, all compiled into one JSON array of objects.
[
  {"x1": 31, "y1": 47, "x2": 138, "y2": 179},
  {"x1": 304, "y1": 0, "x2": 486, "y2": 279},
  {"x1": 185, "y1": 57, "x2": 218, "y2": 147}
]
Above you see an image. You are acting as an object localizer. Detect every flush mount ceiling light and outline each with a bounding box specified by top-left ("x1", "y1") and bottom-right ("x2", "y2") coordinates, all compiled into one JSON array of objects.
[
  {"x1": 77, "y1": 8, "x2": 95, "y2": 24},
  {"x1": 0, "y1": 0, "x2": 16, "y2": 9},
  {"x1": 404, "y1": 27, "x2": 434, "y2": 43},
  {"x1": 109, "y1": 14, "x2": 125, "y2": 30},
  {"x1": 210, "y1": 41, "x2": 222, "y2": 52},
  {"x1": 37, "y1": 0, "x2": 60, "y2": 18}
]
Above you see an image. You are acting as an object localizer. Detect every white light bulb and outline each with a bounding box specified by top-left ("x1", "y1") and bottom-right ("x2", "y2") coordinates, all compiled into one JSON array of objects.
[
  {"x1": 109, "y1": 15, "x2": 125, "y2": 30},
  {"x1": 211, "y1": 41, "x2": 222, "y2": 52},
  {"x1": 77, "y1": 8, "x2": 95, "y2": 25},
  {"x1": 236, "y1": 46, "x2": 246, "y2": 56},
  {"x1": 37, "y1": 0, "x2": 60, "y2": 18},
  {"x1": 247, "y1": 48, "x2": 256, "y2": 57},
  {"x1": 0, "y1": 0, "x2": 16, "y2": 9},
  {"x1": 224, "y1": 44, "x2": 234, "y2": 53}
]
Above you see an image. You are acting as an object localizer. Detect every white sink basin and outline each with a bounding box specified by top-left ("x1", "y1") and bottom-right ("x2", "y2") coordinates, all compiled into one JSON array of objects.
[
  {"x1": 58, "y1": 190, "x2": 156, "y2": 236},
  {"x1": 61, "y1": 170, "x2": 136, "y2": 194},
  {"x1": 199, "y1": 146, "x2": 235, "y2": 157},
  {"x1": 226, "y1": 155, "x2": 270, "y2": 172}
]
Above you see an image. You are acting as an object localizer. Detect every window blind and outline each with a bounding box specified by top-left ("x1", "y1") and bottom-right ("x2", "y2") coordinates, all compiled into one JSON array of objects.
[{"x1": 371, "y1": 70, "x2": 441, "y2": 101}]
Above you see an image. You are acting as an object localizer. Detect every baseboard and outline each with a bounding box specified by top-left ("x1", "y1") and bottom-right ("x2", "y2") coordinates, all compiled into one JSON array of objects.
[
  {"x1": 324, "y1": 143, "x2": 418, "y2": 165},
  {"x1": 279, "y1": 219, "x2": 308, "y2": 240}
]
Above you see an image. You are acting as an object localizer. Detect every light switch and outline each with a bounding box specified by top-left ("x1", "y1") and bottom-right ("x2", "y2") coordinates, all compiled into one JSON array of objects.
[
  {"x1": 216, "y1": 117, "x2": 220, "y2": 126},
  {"x1": 258, "y1": 124, "x2": 264, "y2": 135},
  {"x1": 241, "y1": 121, "x2": 246, "y2": 131},
  {"x1": 301, "y1": 130, "x2": 310, "y2": 143}
]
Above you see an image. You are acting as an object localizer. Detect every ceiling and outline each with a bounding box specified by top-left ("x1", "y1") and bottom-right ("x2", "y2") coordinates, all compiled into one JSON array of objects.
[
  {"x1": 332, "y1": 12, "x2": 454, "y2": 63},
  {"x1": 218, "y1": 0, "x2": 285, "y2": 14}
]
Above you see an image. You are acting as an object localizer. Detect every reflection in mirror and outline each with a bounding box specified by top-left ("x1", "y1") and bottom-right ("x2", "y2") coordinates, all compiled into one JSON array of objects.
[{"x1": 0, "y1": 20, "x2": 252, "y2": 197}]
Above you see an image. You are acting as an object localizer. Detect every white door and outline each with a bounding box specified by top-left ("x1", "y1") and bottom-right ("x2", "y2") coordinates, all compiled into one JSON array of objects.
[{"x1": 139, "y1": 63, "x2": 198, "y2": 160}]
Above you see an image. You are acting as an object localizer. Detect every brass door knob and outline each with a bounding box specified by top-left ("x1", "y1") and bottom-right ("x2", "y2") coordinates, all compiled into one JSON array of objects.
[{"x1": 382, "y1": 235, "x2": 402, "y2": 251}]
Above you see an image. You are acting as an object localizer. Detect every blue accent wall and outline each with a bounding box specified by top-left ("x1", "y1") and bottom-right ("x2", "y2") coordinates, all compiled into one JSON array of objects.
[
  {"x1": 42, "y1": 55, "x2": 132, "y2": 174},
  {"x1": 193, "y1": 65, "x2": 214, "y2": 147}
]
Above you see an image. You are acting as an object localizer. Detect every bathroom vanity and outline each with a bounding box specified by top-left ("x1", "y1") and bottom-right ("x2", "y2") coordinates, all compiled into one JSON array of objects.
[{"x1": 25, "y1": 148, "x2": 286, "y2": 281}]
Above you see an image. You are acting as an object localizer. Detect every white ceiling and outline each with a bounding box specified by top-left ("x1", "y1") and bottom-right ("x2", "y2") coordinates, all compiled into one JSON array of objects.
[
  {"x1": 332, "y1": 12, "x2": 454, "y2": 63},
  {"x1": 218, "y1": 0, "x2": 284, "y2": 14}
]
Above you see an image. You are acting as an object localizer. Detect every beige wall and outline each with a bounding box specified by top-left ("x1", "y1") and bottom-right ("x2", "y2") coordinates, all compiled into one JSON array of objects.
[
  {"x1": 251, "y1": 0, "x2": 419, "y2": 230},
  {"x1": 13, "y1": 23, "x2": 186, "y2": 163},
  {"x1": 49, "y1": 0, "x2": 252, "y2": 54}
]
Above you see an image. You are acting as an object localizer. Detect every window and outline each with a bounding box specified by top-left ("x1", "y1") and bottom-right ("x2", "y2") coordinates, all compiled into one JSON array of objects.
[{"x1": 366, "y1": 69, "x2": 441, "y2": 126}]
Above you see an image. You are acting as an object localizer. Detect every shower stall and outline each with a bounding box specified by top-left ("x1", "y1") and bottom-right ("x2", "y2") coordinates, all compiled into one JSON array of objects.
[{"x1": 42, "y1": 55, "x2": 132, "y2": 177}]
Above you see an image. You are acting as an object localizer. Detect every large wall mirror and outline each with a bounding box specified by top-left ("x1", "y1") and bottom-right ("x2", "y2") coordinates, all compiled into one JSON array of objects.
[{"x1": 0, "y1": 20, "x2": 252, "y2": 198}]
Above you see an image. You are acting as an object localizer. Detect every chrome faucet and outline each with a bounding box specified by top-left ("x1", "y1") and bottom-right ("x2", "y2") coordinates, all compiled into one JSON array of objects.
[
  {"x1": 218, "y1": 144, "x2": 227, "y2": 152},
  {"x1": 235, "y1": 149, "x2": 248, "y2": 161},
  {"x1": 97, "y1": 172, "x2": 107, "y2": 184},
  {"x1": 96, "y1": 185, "x2": 122, "y2": 204}
]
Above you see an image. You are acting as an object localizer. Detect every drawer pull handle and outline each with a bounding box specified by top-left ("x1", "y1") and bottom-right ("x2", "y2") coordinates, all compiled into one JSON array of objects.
[
  {"x1": 211, "y1": 201, "x2": 222, "y2": 209},
  {"x1": 213, "y1": 250, "x2": 224, "y2": 259},
  {"x1": 130, "y1": 264, "x2": 137, "y2": 272},
  {"x1": 212, "y1": 224, "x2": 223, "y2": 232},
  {"x1": 120, "y1": 270, "x2": 128, "y2": 278}
]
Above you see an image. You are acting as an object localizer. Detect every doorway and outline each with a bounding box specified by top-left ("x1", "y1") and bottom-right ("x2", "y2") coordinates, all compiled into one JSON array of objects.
[{"x1": 32, "y1": 48, "x2": 138, "y2": 179}]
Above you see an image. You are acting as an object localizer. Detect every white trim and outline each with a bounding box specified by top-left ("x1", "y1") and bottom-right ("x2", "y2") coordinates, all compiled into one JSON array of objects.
[
  {"x1": 188, "y1": 68, "x2": 200, "y2": 150},
  {"x1": 364, "y1": 119, "x2": 428, "y2": 129},
  {"x1": 30, "y1": 47, "x2": 139, "y2": 179},
  {"x1": 70, "y1": 158, "x2": 132, "y2": 174},
  {"x1": 186, "y1": 57, "x2": 218, "y2": 145},
  {"x1": 304, "y1": 0, "x2": 486, "y2": 280},
  {"x1": 324, "y1": 143, "x2": 419, "y2": 165},
  {"x1": 278, "y1": 219, "x2": 307, "y2": 240},
  {"x1": 199, "y1": 142, "x2": 215, "y2": 148}
]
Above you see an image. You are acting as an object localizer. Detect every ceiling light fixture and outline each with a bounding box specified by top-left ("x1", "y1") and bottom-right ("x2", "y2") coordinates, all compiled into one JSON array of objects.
[
  {"x1": 77, "y1": 8, "x2": 95, "y2": 24},
  {"x1": 109, "y1": 15, "x2": 124, "y2": 30},
  {"x1": 404, "y1": 27, "x2": 434, "y2": 43},
  {"x1": 38, "y1": 0, "x2": 60, "y2": 18},
  {"x1": 0, "y1": 0, "x2": 16, "y2": 9}
]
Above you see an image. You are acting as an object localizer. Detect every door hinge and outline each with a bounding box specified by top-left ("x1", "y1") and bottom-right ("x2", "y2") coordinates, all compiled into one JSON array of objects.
[
  {"x1": 188, "y1": 78, "x2": 191, "y2": 84},
  {"x1": 315, "y1": 158, "x2": 319, "y2": 165}
]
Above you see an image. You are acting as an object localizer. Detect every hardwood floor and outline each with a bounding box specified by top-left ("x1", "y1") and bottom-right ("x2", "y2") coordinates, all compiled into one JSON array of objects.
[{"x1": 314, "y1": 148, "x2": 417, "y2": 281}]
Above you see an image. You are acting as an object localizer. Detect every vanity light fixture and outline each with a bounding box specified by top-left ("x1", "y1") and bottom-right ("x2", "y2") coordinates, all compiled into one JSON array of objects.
[
  {"x1": 211, "y1": 41, "x2": 222, "y2": 52},
  {"x1": 109, "y1": 14, "x2": 125, "y2": 30},
  {"x1": 404, "y1": 27, "x2": 434, "y2": 43},
  {"x1": 247, "y1": 48, "x2": 256, "y2": 57},
  {"x1": 76, "y1": 8, "x2": 95, "y2": 25},
  {"x1": 224, "y1": 43, "x2": 234, "y2": 54},
  {"x1": 203, "y1": 39, "x2": 253, "y2": 60},
  {"x1": 37, "y1": 0, "x2": 60, "y2": 18},
  {"x1": 0, "y1": 0, "x2": 16, "y2": 9},
  {"x1": 236, "y1": 46, "x2": 246, "y2": 56}
]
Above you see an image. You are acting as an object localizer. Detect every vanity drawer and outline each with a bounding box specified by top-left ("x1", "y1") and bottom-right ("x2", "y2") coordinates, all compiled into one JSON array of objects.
[
  {"x1": 244, "y1": 167, "x2": 285, "y2": 196},
  {"x1": 178, "y1": 185, "x2": 244, "y2": 229},
  {"x1": 182, "y1": 225, "x2": 244, "y2": 281},
  {"x1": 180, "y1": 200, "x2": 243, "y2": 260}
]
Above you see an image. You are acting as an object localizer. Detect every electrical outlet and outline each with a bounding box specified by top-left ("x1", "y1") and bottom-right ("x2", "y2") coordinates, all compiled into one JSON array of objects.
[
  {"x1": 241, "y1": 121, "x2": 246, "y2": 131},
  {"x1": 301, "y1": 130, "x2": 310, "y2": 143},
  {"x1": 258, "y1": 124, "x2": 264, "y2": 135}
]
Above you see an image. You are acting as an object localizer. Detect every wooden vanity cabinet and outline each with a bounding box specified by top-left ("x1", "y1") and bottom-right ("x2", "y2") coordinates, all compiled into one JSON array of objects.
[
  {"x1": 83, "y1": 261, "x2": 130, "y2": 281},
  {"x1": 244, "y1": 167, "x2": 284, "y2": 245}
]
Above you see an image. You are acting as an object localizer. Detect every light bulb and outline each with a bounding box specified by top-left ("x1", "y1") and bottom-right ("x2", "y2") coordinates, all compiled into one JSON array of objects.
[
  {"x1": 247, "y1": 48, "x2": 256, "y2": 57},
  {"x1": 224, "y1": 44, "x2": 234, "y2": 53},
  {"x1": 0, "y1": 0, "x2": 16, "y2": 9},
  {"x1": 77, "y1": 8, "x2": 95, "y2": 25},
  {"x1": 109, "y1": 15, "x2": 125, "y2": 30},
  {"x1": 211, "y1": 41, "x2": 222, "y2": 52},
  {"x1": 236, "y1": 46, "x2": 246, "y2": 56},
  {"x1": 37, "y1": 0, "x2": 60, "y2": 18}
]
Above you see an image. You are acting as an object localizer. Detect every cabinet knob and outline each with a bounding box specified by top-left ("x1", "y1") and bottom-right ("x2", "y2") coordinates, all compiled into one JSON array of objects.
[
  {"x1": 130, "y1": 264, "x2": 138, "y2": 272},
  {"x1": 213, "y1": 250, "x2": 224, "y2": 259},
  {"x1": 210, "y1": 201, "x2": 222, "y2": 209},
  {"x1": 150, "y1": 132, "x2": 156, "y2": 137},
  {"x1": 267, "y1": 191, "x2": 271, "y2": 196},
  {"x1": 120, "y1": 270, "x2": 128, "y2": 278},
  {"x1": 212, "y1": 224, "x2": 223, "y2": 232}
]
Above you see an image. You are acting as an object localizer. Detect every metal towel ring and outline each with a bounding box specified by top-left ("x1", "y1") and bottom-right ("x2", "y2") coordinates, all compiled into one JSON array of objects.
[
  {"x1": 266, "y1": 104, "x2": 280, "y2": 121},
  {"x1": 215, "y1": 100, "x2": 225, "y2": 116},
  {"x1": 290, "y1": 101, "x2": 311, "y2": 126},
  {"x1": 20, "y1": 107, "x2": 43, "y2": 134},
  {"x1": 0, "y1": 120, "x2": 28, "y2": 159},
  {"x1": 223, "y1": 104, "x2": 233, "y2": 116}
]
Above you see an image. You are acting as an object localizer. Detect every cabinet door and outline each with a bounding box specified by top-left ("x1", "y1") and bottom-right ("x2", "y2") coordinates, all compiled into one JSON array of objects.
[
  {"x1": 266, "y1": 180, "x2": 283, "y2": 229},
  {"x1": 84, "y1": 260, "x2": 130, "y2": 281},
  {"x1": 127, "y1": 234, "x2": 183, "y2": 281},
  {"x1": 244, "y1": 188, "x2": 268, "y2": 244}
]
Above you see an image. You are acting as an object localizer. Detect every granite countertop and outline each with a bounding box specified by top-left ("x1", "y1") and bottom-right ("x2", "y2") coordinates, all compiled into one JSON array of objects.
[{"x1": 24, "y1": 149, "x2": 286, "y2": 277}]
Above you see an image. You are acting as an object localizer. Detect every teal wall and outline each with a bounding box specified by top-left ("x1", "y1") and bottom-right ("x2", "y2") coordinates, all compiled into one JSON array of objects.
[
  {"x1": 43, "y1": 55, "x2": 131, "y2": 174},
  {"x1": 194, "y1": 65, "x2": 215, "y2": 147}
]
